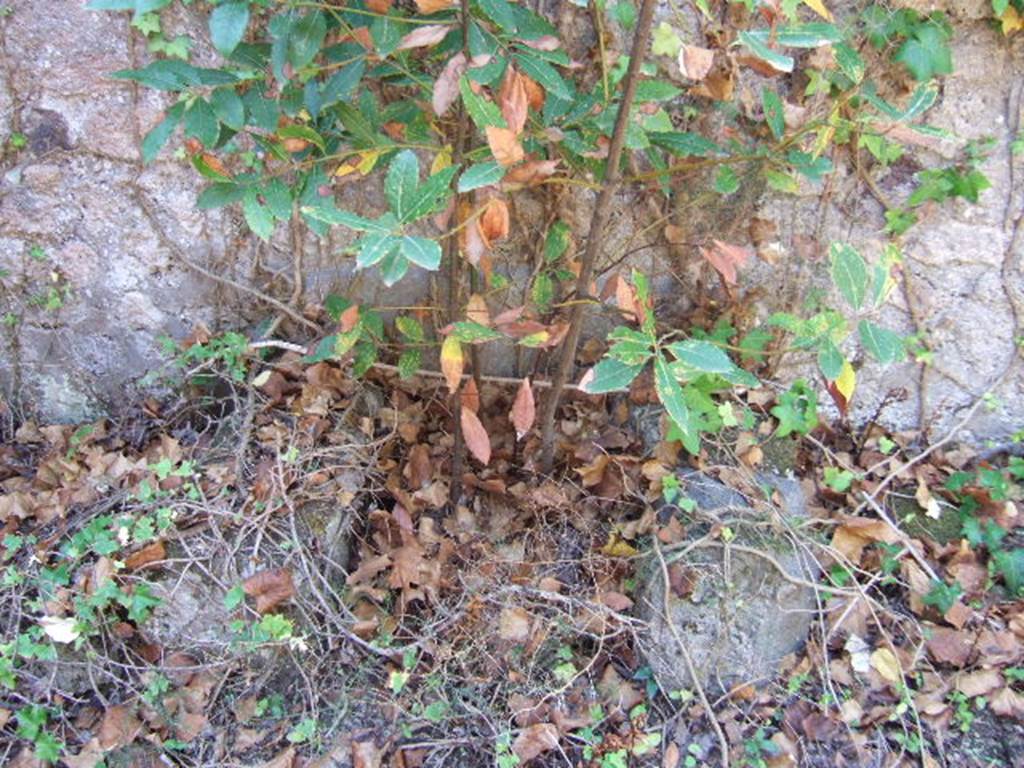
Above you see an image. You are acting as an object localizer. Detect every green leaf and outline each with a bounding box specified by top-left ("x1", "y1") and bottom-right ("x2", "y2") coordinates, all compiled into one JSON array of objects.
[
  {"x1": 209, "y1": 1, "x2": 250, "y2": 56},
  {"x1": 830, "y1": 242, "x2": 870, "y2": 310},
  {"x1": 211, "y1": 88, "x2": 245, "y2": 131},
  {"x1": 400, "y1": 236, "x2": 442, "y2": 271},
  {"x1": 458, "y1": 161, "x2": 505, "y2": 192},
  {"x1": 322, "y1": 59, "x2": 365, "y2": 106},
  {"x1": 396, "y1": 316, "x2": 425, "y2": 342},
  {"x1": 289, "y1": 11, "x2": 327, "y2": 71},
  {"x1": 648, "y1": 131, "x2": 721, "y2": 157},
  {"x1": 401, "y1": 166, "x2": 458, "y2": 224},
  {"x1": 613, "y1": 0, "x2": 637, "y2": 29},
  {"x1": 398, "y1": 348, "x2": 422, "y2": 380},
  {"x1": 651, "y1": 22, "x2": 682, "y2": 56},
  {"x1": 379, "y1": 249, "x2": 410, "y2": 286},
  {"x1": 262, "y1": 179, "x2": 292, "y2": 220},
  {"x1": 894, "y1": 24, "x2": 952, "y2": 81},
  {"x1": 532, "y1": 273, "x2": 555, "y2": 309},
  {"x1": 667, "y1": 340, "x2": 736, "y2": 376},
  {"x1": 460, "y1": 76, "x2": 506, "y2": 130},
  {"x1": 714, "y1": 166, "x2": 739, "y2": 195},
  {"x1": 858, "y1": 320, "x2": 905, "y2": 364},
  {"x1": 765, "y1": 168, "x2": 799, "y2": 193},
  {"x1": 192, "y1": 152, "x2": 232, "y2": 181},
  {"x1": 834, "y1": 43, "x2": 865, "y2": 83},
  {"x1": 184, "y1": 98, "x2": 220, "y2": 147},
  {"x1": 654, "y1": 355, "x2": 694, "y2": 449},
  {"x1": 278, "y1": 124, "x2": 325, "y2": 152},
  {"x1": 478, "y1": 0, "x2": 519, "y2": 32},
  {"x1": 370, "y1": 14, "x2": 403, "y2": 57},
  {"x1": 635, "y1": 80, "x2": 682, "y2": 102},
  {"x1": 994, "y1": 549, "x2": 1024, "y2": 595},
  {"x1": 243, "y1": 188, "x2": 274, "y2": 241},
  {"x1": 301, "y1": 206, "x2": 392, "y2": 232},
  {"x1": 515, "y1": 55, "x2": 573, "y2": 101},
  {"x1": 197, "y1": 182, "x2": 246, "y2": 209},
  {"x1": 357, "y1": 233, "x2": 401, "y2": 269},
  {"x1": 544, "y1": 221, "x2": 570, "y2": 262},
  {"x1": 607, "y1": 327, "x2": 653, "y2": 365},
  {"x1": 450, "y1": 321, "x2": 503, "y2": 342},
  {"x1": 774, "y1": 23, "x2": 842, "y2": 46},
  {"x1": 385, "y1": 150, "x2": 421, "y2": 221},
  {"x1": 771, "y1": 379, "x2": 818, "y2": 437},
  {"x1": 583, "y1": 358, "x2": 645, "y2": 393},
  {"x1": 762, "y1": 88, "x2": 785, "y2": 141},
  {"x1": 736, "y1": 31, "x2": 794, "y2": 73},
  {"x1": 141, "y1": 101, "x2": 185, "y2": 163},
  {"x1": 817, "y1": 340, "x2": 844, "y2": 380}
]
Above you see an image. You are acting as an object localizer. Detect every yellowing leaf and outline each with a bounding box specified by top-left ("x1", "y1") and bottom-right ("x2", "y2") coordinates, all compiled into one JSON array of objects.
[
  {"x1": 1000, "y1": 5, "x2": 1022, "y2": 34},
  {"x1": 600, "y1": 533, "x2": 638, "y2": 558},
  {"x1": 870, "y1": 647, "x2": 902, "y2": 683},
  {"x1": 835, "y1": 360, "x2": 855, "y2": 402},
  {"x1": 431, "y1": 145, "x2": 453, "y2": 175},
  {"x1": 441, "y1": 335, "x2": 463, "y2": 395},
  {"x1": 802, "y1": 0, "x2": 833, "y2": 21}
]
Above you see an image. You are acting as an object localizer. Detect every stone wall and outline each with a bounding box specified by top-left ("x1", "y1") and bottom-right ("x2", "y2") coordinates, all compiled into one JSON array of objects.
[{"x1": 0, "y1": 1, "x2": 1021, "y2": 444}]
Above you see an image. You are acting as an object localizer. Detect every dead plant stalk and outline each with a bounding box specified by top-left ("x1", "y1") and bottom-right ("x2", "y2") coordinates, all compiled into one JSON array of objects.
[{"x1": 537, "y1": 0, "x2": 659, "y2": 474}]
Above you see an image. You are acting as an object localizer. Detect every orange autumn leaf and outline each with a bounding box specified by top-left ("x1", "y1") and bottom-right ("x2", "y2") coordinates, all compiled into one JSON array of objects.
[
  {"x1": 461, "y1": 376, "x2": 481, "y2": 413},
  {"x1": 519, "y1": 72, "x2": 546, "y2": 112},
  {"x1": 366, "y1": 0, "x2": 392, "y2": 11},
  {"x1": 485, "y1": 125, "x2": 525, "y2": 166},
  {"x1": 440, "y1": 335, "x2": 464, "y2": 394},
  {"x1": 460, "y1": 406, "x2": 491, "y2": 465},
  {"x1": 478, "y1": 197, "x2": 510, "y2": 245},
  {"x1": 415, "y1": 0, "x2": 455, "y2": 12},
  {"x1": 510, "y1": 377, "x2": 535, "y2": 441}
]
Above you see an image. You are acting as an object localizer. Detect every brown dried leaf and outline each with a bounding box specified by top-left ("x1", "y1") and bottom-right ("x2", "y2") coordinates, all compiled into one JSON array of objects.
[
  {"x1": 432, "y1": 53, "x2": 467, "y2": 116},
  {"x1": 499, "y1": 606, "x2": 532, "y2": 641},
  {"x1": 678, "y1": 45, "x2": 715, "y2": 81},
  {"x1": 512, "y1": 723, "x2": 559, "y2": 763},
  {"x1": 956, "y1": 669, "x2": 1004, "y2": 698},
  {"x1": 598, "y1": 664, "x2": 645, "y2": 712},
  {"x1": 466, "y1": 294, "x2": 491, "y2": 326},
  {"x1": 405, "y1": 444, "x2": 433, "y2": 489},
  {"x1": 461, "y1": 406, "x2": 491, "y2": 466},
  {"x1": 414, "y1": 0, "x2": 455, "y2": 12},
  {"x1": 700, "y1": 239, "x2": 751, "y2": 285},
  {"x1": 242, "y1": 568, "x2": 296, "y2": 614},
  {"x1": 502, "y1": 159, "x2": 559, "y2": 186},
  {"x1": 98, "y1": 704, "x2": 142, "y2": 751},
  {"x1": 485, "y1": 125, "x2": 525, "y2": 167},
  {"x1": 124, "y1": 540, "x2": 166, "y2": 571},
  {"x1": 510, "y1": 378, "x2": 535, "y2": 441},
  {"x1": 396, "y1": 24, "x2": 450, "y2": 50}
]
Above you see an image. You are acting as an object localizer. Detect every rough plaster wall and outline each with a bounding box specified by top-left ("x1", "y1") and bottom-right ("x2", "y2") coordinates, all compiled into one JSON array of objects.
[{"x1": 0, "y1": 1, "x2": 1021, "y2": 444}]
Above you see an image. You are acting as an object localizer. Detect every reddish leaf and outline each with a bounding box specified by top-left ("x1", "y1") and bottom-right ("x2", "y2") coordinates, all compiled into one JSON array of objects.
[
  {"x1": 339, "y1": 303, "x2": 360, "y2": 332},
  {"x1": 405, "y1": 444, "x2": 433, "y2": 489},
  {"x1": 498, "y1": 67, "x2": 529, "y2": 136},
  {"x1": 366, "y1": 0, "x2": 391, "y2": 10},
  {"x1": 242, "y1": 568, "x2": 296, "y2": 614},
  {"x1": 502, "y1": 159, "x2": 559, "y2": 186},
  {"x1": 414, "y1": 0, "x2": 454, "y2": 11},
  {"x1": 519, "y1": 73, "x2": 546, "y2": 112},
  {"x1": 700, "y1": 239, "x2": 752, "y2": 285},
  {"x1": 510, "y1": 378, "x2": 535, "y2": 441},
  {"x1": 396, "y1": 24, "x2": 450, "y2": 51},
  {"x1": 432, "y1": 53, "x2": 467, "y2": 116},
  {"x1": 460, "y1": 406, "x2": 491, "y2": 466}
]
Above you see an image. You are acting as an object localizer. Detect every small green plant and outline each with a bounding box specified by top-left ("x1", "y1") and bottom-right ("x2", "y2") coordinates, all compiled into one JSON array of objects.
[
  {"x1": 740, "y1": 727, "x2": 779, "y2": 768},
  {"x1": 949, "y1": 690, "x2": 986, "y2": 733},
  {"x1": 495, "y1": 731, "x2": 521, "y2": 768}
]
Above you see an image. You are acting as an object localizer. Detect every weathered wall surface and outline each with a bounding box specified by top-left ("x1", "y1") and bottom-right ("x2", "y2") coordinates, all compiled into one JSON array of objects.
[{"x1": 0, "y1": 1, "x2": 1021, "y2": 444}]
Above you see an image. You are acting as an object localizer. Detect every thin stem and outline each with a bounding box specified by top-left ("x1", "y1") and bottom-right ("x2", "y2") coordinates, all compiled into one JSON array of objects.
[{"x1": 537, "y1": 0, "x2": 659, "y2": 474}]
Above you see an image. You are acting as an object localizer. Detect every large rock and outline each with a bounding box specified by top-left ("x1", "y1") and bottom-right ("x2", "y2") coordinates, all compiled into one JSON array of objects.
[{"x1": 639, "y1": 471, "x2": 818, "y2": 696}]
